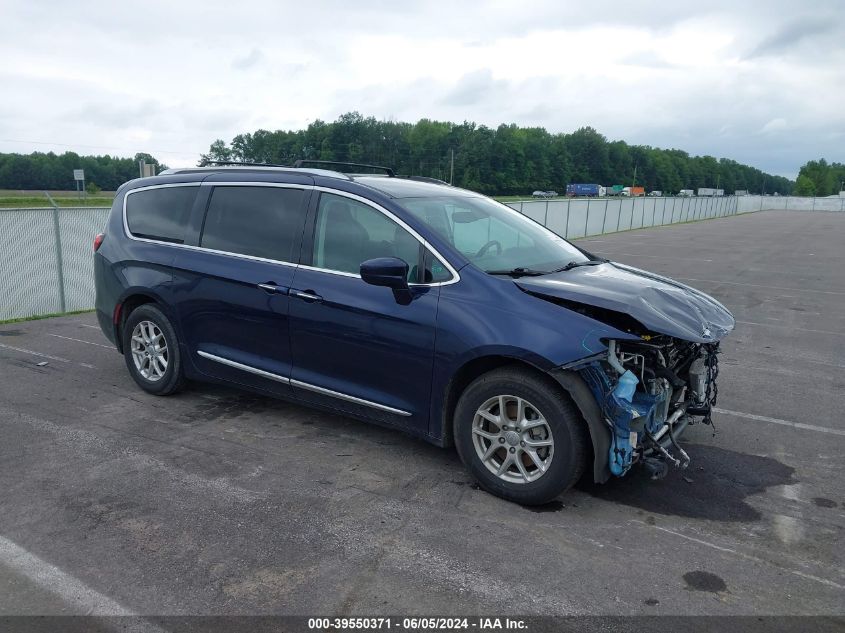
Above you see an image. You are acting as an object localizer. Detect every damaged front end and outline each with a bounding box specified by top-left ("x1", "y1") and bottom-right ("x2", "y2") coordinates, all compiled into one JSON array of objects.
[
  {"x1": 577, "y1": 336, "x2": 721, "y2": 480},
  {"x1": 514, "y1": 259, "x2": 733, "y2": 481}
]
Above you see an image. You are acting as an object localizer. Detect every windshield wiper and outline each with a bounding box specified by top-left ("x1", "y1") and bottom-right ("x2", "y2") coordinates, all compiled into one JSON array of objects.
[
  {"x1": 487, "y1": 258, "x2": 608, "y2": 278},
  {"x1": 486, "y1": 267, "x2": 549, "y2": 278},
  {"x1": 551, "y1": 258, "x2": 609, "y2": 273}
]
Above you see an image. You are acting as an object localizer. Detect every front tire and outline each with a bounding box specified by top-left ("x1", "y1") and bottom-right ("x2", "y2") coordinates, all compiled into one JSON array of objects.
[
  {"x1": 454, "y1": 366, "x2": 588, "y2": 505},
  {"x1": 122, "y1": 304, "x2": 185, "y2": 396}
]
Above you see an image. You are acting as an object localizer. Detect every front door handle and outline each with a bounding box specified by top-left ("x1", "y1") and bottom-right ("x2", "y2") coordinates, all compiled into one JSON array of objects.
[
  {"x1": 257, "y1": 282, "x2": 285, "y2": 294},
  {"x1": 290, "y1": 289, "x2": 323, "y2": 303}
]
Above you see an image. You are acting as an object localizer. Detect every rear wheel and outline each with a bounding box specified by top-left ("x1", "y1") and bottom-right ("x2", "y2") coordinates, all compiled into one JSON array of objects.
[
  {"x1": 454, "y1": 367, "x2": 588, "y2": 505},
  {"x1": 122, "y1": 304, "x2": 185, "y2": 396}
]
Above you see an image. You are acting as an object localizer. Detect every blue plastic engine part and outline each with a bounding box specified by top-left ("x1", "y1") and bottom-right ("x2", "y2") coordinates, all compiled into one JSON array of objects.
[
  {"x1": 580, "y1": 363, "x2": 669, "y2": 476},
  {"x1": 614, "y1": 370, "x2": 638, "y2": 401}
]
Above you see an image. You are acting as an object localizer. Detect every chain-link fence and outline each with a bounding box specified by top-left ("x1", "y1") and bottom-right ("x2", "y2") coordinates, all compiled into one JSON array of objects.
[
  {"x1": 505, "y1": 195, "x2": 740, "y2": 240},
  {"x1": 1, "y1": 206, "x2": 109, "y2": 321},
  {"x1": 736, "y1": 195, "x2": 845, "y2": 213},
  {"x1": 2, "y1": 195, "x2": 843, "y2": 322}
]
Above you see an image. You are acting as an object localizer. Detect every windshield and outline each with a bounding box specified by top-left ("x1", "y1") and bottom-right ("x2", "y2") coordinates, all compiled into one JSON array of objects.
[{"x1": 400, "y1": 195, "x2": 590, "y2": 273}]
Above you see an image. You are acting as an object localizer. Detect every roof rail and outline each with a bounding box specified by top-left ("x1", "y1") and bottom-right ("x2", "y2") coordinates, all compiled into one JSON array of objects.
[
  {"x1": 398, "y1": 175, "x2": 451, "y2": 186},
  {"x1": 292, "y1": 160, "x2": 395, "y2": 177},
  {"x1": 201, "y1": 160, "x2": 289, "y2": 168}
]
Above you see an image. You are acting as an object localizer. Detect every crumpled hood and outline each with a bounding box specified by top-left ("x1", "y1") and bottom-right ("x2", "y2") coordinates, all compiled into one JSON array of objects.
[{"x1": 515, "y1": 262, "x2": 735, "y2": 343}]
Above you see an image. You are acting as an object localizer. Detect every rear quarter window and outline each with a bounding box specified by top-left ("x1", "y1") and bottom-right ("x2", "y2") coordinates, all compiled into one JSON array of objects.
[
  {"x1": 125, "y1": 186, "x2": 198, "y2": 243},
  {"x1": 200, "y1": 186, "x2": 307, "y2": 262}
]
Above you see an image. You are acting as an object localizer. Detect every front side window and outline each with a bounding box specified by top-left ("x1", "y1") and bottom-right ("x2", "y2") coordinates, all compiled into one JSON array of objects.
[
  {"x1": 200, "y1": 186, "x2": 307, "y2": 261},
  {"x1": 400, "y1": 195, "x2": 589, "y2": 274},
  {"x1": 313, "y1": 193, "x2": 426, "y2": 282},
  {"x1": 126, "y1": 186, "x2": 198, "y2": 243}
]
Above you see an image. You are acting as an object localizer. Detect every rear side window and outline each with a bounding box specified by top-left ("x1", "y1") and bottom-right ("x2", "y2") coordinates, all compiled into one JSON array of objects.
[
  {"x1": 125, "y1": 186, "x2": 198, "y2": 243},
  {"x1": 200, "y1": 186, "x2": 307, "y2": 262}
]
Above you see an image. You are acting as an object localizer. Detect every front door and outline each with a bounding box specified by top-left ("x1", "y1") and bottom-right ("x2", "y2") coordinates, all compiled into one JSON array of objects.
[{"x1": 288, "y1": 191, "x2": 443, "y2": 433}]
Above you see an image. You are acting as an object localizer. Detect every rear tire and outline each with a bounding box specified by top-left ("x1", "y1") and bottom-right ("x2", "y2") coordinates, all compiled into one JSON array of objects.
[
  {"x1": 122, "y1": 304, "x2": 185, "y2": 396},
  {"x1": 453, "y1": 366, "x2": 588, "y2": 505}
]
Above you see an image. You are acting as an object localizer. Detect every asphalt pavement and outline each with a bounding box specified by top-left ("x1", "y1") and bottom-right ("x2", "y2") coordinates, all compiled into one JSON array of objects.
[{"x1": 0, "y1": 209, "x2": 843, "y2": 620}]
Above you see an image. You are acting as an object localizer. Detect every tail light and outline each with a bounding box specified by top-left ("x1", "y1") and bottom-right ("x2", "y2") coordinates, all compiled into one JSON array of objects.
[{"x1": 93, "y1": 233, "x2": 105, "y2": 252}]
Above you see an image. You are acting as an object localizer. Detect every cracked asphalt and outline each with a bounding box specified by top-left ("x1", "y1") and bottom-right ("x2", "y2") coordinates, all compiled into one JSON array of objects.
[{"x1": 0, "y1": 209, "x2": 843, "y2": 619}]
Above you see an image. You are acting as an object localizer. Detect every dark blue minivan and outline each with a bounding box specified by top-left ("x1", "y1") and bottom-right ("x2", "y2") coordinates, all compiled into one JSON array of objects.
[{"x1": 94, "y1": 162, "x2": 735, "y2": 504}]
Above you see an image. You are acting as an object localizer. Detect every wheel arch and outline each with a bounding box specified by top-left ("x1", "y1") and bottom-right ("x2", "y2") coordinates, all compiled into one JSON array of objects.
[
  {"x1": 440, "y1": 355, "x2": 610, "y2": 485},
  {"x1": 113, "y1": 290, "x2": 167, "y2": 354},
  {"x1": 549, "y1": 368, "x2": 612, "y2": 484},
  {"x1": 440, "y1": 355, "x2": 557, "y2": 444}
]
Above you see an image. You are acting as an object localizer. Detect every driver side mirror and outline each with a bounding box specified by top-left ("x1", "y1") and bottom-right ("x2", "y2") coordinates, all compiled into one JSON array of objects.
[{"x1": 360, "y1": 257, "x2": 409, "y2": 290}]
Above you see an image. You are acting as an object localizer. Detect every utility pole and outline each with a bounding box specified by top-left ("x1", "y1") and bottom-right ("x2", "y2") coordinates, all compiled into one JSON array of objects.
[
  {"x1": 450, "y1": 149, "x2": 454, "y2": 185},
  {"x1": 632, "y1": 163, "x2": 638, "y2": 188}
]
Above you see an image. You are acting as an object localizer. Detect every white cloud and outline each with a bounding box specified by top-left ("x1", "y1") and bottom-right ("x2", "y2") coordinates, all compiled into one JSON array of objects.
[
  {"x1": 231, "y1": 48, "x2": 265, "y2": 70},
  {"x1": 760, "y1": 118, "x2": 788, "y2": 134},
  {"x1": 0, "y1": 0, "x2": 843, "y2": 177}
]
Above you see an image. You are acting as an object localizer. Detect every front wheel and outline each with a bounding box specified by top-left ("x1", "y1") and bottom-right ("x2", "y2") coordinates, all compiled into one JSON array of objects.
[
  {"x1": 122, "y1": 304, "x2": 185, "y2": 396},
  {"x1": 453, "y1": 367, "x2": 588, "y2": 505}
]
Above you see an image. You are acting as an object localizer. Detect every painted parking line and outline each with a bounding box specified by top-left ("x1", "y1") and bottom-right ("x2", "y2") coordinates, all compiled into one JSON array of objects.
[
  {"x1": 674, "y1": 277, "x2": 845, "y2": 297},
  {"x1": 597, "y1": 251, "x2": 713, "y2": 262},
  {"x1": 0, "y1": 534, "x2": 168, "y2": 631},
  {"x1": 80, "y1": 324, "x2": 100, "y2": 330},
  {"x1": 714, "y1": 407, "x2": 845, "y2": 437},
  {"x1": 735, "y1": 320, "x2": 845, "y2": 337},
  {"x1": 0, "y1": 343, "x2": 71, "y2": 363},
  {"x1": 0, "y1": 342, "x2": 95, "y2": 369},
  {"x1": 633, "y1": 521, "x2": 845, "y2": 590},
  {"x1": 47, "y1": 333, "x2": 113, "y2": 349}
]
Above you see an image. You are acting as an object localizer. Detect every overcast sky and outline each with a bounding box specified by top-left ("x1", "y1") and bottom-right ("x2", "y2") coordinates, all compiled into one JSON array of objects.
[{"x1": 1, "y1": 1, "x2": 843, "y2": 178}]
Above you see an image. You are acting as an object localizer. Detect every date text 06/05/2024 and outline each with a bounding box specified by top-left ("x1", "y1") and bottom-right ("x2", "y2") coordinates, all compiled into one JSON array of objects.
[{"x1": 307, "y1": 617, "x2": 528, "y2": 630}]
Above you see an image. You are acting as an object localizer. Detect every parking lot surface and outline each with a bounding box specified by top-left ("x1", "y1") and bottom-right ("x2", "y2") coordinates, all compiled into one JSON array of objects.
[{"x1": 0, "y1": 209, "x2": 843, "y2": 617}]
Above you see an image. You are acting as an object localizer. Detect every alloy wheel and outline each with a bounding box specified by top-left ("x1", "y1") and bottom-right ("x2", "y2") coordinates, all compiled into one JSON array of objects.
[
  {"x1": 130, "y1": 320, "x2": 168, "y2": 382},
  {"x1": 471, "y1": 394, "x2": 554, "y2": 484}
]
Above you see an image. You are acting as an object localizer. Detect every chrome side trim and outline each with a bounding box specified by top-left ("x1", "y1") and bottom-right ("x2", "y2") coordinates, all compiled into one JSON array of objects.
[
  {"x1": 197, "y1": 350, "x2": 411, "y2": 416},
  {"x1": 312, "y1": 187, "x2": 461, "y2": 287},
  {"x1": 297, "y1": 264, "x2": 360, "y2": 279},
  {"x1": 197, "y1": 350, "x2": 290, "y2": 384},
  {"x1": 290, "y1": 379, "x2": 412, "y2": 417},
  {"x1": 297, "y1": 262, "x2": 448, "y2": 287}
]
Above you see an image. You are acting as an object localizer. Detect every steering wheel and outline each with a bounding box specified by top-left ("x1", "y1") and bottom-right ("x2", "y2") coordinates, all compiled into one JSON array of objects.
[{"x1": 475, "y1": 240, "x2": 502, "y2": 259}]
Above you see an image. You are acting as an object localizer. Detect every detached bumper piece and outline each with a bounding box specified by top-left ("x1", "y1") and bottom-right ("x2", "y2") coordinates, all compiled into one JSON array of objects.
[{"x1": 580, "y1": 338, "x2": 721, "y2": 480}]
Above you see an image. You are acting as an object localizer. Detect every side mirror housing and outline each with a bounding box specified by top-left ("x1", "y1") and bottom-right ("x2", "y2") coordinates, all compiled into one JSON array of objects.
[{"x1": 360, "y1": 257, "x2": 409, "y2": 289}]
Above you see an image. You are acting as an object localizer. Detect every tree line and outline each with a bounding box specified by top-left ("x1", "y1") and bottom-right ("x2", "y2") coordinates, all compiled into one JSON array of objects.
[
  {"x1": 794, "y1": 159, "x2": 845, "y2": 196},
  {"x1": 200, "y1": 112, "x2": 794, "y2": 195},
  {"x1": 0, "y1": 152, "x2": 168, "y2": 191},
  {"x1": 0, "y1": 113, "x2": 809, "y2": 196}
]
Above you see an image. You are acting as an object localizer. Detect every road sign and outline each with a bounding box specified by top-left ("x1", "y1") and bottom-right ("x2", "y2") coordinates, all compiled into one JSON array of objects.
[{"x1": 73, "y1": 169, "x2": 84, "y2": 181}]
